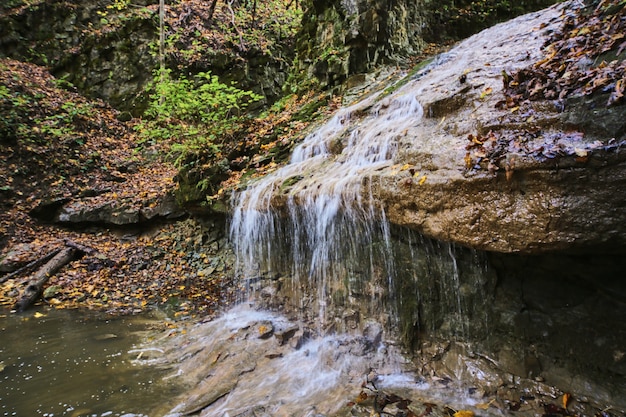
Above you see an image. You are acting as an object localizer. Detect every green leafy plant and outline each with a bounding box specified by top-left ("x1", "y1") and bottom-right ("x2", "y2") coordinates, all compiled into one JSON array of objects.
[{"x1": 136, "y1": 68, "x2": 262, "y2": 167}]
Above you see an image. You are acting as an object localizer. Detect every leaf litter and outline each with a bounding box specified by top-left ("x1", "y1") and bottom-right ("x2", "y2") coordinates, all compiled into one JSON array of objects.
[
  {"x1": 0, "y1": 58, "x2": 234, "y2": 317},
  {"x1": 465, "y1": 0, "x2": 626, "y2": 176}
]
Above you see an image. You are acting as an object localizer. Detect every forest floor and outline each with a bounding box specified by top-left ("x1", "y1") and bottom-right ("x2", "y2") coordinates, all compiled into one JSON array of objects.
[{"x1": 0, "y1": 58, "x2": 235, "y2": 318}]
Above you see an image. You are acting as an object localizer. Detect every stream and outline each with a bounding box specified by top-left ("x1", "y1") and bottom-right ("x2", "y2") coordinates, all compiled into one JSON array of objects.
[{"x1": 0, "y1": 308, "x2": 184, "y2": 417}]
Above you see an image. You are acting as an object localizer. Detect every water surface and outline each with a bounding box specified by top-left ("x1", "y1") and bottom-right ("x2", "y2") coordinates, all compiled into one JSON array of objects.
[{"x1": 0, "y1": 308, "x2": 180, "y2": 417}]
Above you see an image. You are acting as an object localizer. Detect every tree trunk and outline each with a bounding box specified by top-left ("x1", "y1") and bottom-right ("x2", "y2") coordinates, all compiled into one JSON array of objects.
[
  {"x1": 0, "y1": 249, "x2": 61, "y2": 285},
  {"x1": 12, "y1": 247, "x2": 81, "y2": 312},
  {"x1": 207, "y1": 0, "x2": 219, "y2": 22}
]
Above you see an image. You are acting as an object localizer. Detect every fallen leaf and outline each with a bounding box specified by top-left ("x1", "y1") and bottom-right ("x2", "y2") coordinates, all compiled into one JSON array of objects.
[
  {"x1": 480, "y1": 87, "x2": 493, "y2": 99},
  {"x1": 562, "y1": 393, "x2": 570, "y2": 409},
  {"x1": 476, "y1": 399, "x2": 495, "y2": 410},
  {"x1": 464, "y1": 152, "x2": 472, "y2": 169}
]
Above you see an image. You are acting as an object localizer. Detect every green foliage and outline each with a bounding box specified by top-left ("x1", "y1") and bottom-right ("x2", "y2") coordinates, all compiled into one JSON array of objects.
[
  {"x1": 156, "y1": 0, "x2": 302, "y2": 69},
  {"x1": 0, "y1": 74, "x2": 97, "y2": 144},
  {"x1": 95, "y1": 0, "x2": 153, "y2": 29},
  {"x1": 136, "y1": 68, "x2": 262, "y2": 167},
  {"x1": 229, "y1": 0, "x2": 303, "y2": 55}
]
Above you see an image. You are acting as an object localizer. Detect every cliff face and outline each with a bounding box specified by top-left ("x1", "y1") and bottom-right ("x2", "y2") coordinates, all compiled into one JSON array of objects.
[
  {"x1": 0, "y1": 1, "x2": 157, "y2": 113},
  {"x1": 292, "y1": 0, "x2": 558, "y2": 91},
  {"x1": 293, "y1": 0, "x2": 427, "y2": 89},
  {"x1": 0, "y1": 0, "x2": 560, "y2": 115},
  {"x1": 0, "y1": 0, "x2": 296, "y2": 114}
]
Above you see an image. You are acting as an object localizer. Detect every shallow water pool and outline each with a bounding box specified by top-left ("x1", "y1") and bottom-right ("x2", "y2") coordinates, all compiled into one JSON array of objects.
[{"x1": 0, "y1": 308, "x2": 180, "y2": 417}]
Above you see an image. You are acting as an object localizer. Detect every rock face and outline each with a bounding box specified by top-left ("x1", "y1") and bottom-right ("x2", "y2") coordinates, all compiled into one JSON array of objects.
[
  {"x1": 0, "y1": 0, "x2": 157, "y2": 113},
  {"x1": 0, "y1": 0, "x2": 292, "y2": 114},
  {"x1": 293, "y1": 0, "x2": 558, "y2": 91},
  {"x1": 224, "y1": 2, "x2": 626, "y2": 409},
  {"x1": 288, "y1": 2, "x2": 626, "y2": 254},
  {"x1": 295, "y1": 0, "x2": 427, "y2": 89},
  {"x1": 371, "y1": 3, "x2": 626, "y2": 253}
]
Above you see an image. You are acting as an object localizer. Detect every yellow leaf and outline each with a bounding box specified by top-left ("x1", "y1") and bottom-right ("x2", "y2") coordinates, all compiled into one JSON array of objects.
[
  {"x1": 476, "y1": 399, "x2": 495, "y2": 410},
  {"x1": 480, "y1": 87, "x2": 493, "y2": 99},
  {"x1": 454, "y1": 411, "x2": 475, "y2": 417},
  {"x1": 562, "y1": 393, "x2": 570, "y2": 409},
  {"x1": 418, "y1": 175, "x2": 427, "y2": 185},
  {"x1": 34, "y1": 312, "x2": 46, "y2": 318},
  {"x1": 356, "y1": 391, "x2": 368, "y2": 403},
  {"x1": 464, "y1": 152, "x2": 472, "y2": 169},
  {"x1": 400, "y1": 163, "x2": 411, "y2": 171}
]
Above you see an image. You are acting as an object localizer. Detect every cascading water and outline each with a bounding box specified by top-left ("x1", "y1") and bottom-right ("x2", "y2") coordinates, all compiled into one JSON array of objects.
[
  {"x1": 138, "y1": 4, "x2": 626, "y2": 415},
  {"x1": 230, "y1": 90, "x2": 425, "y2": 330},
  {"x1": 195, "y1": 79, "x2": 495, "y2": 416}
]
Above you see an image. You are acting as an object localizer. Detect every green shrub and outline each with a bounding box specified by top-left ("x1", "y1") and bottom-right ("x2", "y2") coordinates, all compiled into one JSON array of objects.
[{"x1": 136, "y1": 68, "x2": 262, "y2": 167}]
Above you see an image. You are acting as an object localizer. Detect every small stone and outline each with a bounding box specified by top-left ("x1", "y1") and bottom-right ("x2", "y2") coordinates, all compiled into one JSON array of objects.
[
  {"x1": 43, "y1": 285, "x2": 62, "y2": 299},
  {"x1": 274, "y1": 324, "x2": 299, "y2": 345}
]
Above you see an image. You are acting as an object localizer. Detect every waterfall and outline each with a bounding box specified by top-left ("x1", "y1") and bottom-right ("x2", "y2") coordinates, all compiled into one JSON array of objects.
[
  {"x1": 230, "y1": 90, "x2": 424, "y2": 330},
  {"x1": 144, "y1": 5, "x2": 626, "y2": 414}
]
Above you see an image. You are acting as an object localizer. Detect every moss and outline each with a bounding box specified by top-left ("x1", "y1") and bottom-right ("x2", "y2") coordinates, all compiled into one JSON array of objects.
[
  {"x1": 280, "y1": 175, "x2": 304, "y2": 193},
  {"x1": 381, "y1": 57, "x2": 434, "y2": 98},
  {"x1": 293, "y1": 93, "x2": 330, "y2": 122}
]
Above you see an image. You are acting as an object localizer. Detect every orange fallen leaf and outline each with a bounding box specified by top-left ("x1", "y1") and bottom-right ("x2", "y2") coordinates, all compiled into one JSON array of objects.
[{"x1": 562, "y1": 393, "x2": 570, "y2": 409}]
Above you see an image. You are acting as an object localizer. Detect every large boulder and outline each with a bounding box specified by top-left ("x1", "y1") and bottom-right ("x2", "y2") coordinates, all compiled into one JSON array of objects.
[
  {"x1": 368, "y1": 2, "x2": 626, "y2": 253},
  {"x1": 243, "y1": 2, "x2": 626, "y2": 254}
]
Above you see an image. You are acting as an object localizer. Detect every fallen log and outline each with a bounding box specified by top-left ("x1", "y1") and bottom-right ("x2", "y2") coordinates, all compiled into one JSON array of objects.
[
  {"x1": 63, "y1": 239, "x2": 96, "y2": 255},
  {"x1": 0, "y1": 249, "x2": 62, "y2": 285},
  {"x1": 12, "y1": 247, "x2": 83, "y2": 312}
]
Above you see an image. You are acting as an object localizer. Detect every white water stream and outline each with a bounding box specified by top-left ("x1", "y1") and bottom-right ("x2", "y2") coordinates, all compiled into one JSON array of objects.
[
  {"x1": 151, "y1": 305, "x2": 488, "y2": 417},
  {"x1": 230, "y1": 89, "x2": 424, "y2": 327}
]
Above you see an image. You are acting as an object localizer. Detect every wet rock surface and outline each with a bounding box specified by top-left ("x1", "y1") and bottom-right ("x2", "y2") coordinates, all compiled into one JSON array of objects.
[
  {"x1": 232, "y1": 1, "x2": 626, "y2": 255},
  {"x1": 373, "y1": 2, "x2": 626, "y2": 253},
  {"x1": 220, "y1": 5, "x2": 626, "y2": 412},
  {"x1": 236, "y1": 228, "x2": 626, "y2": 413},
  {"x1": 137, "y1": 304, "x2": 623, "y2": 417}
]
